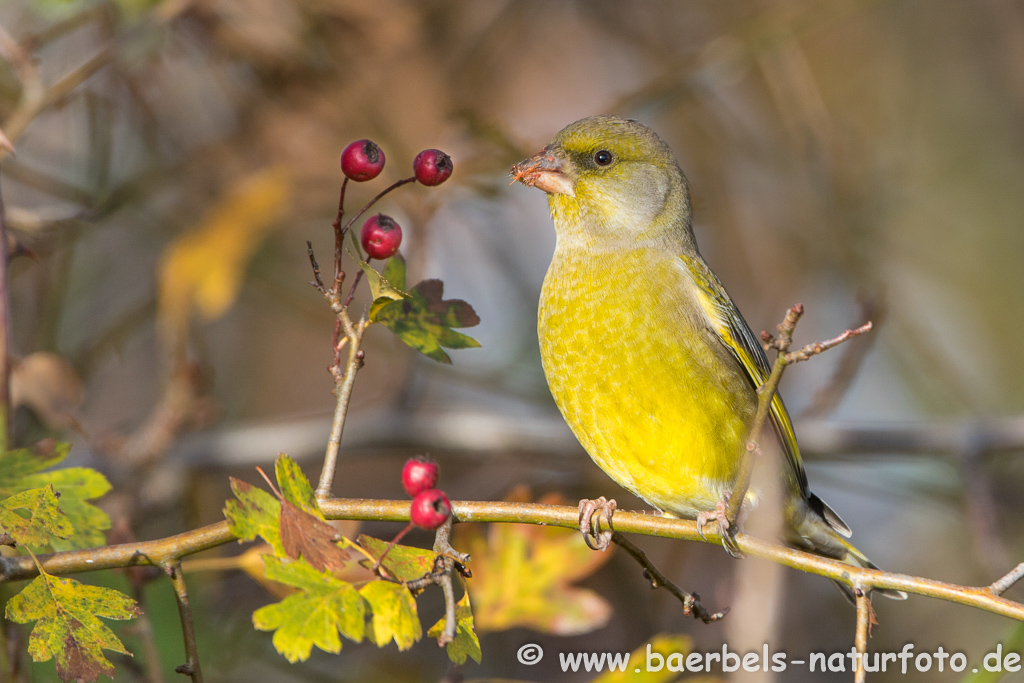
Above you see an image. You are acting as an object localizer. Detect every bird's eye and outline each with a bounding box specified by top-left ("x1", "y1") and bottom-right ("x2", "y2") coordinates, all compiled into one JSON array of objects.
[{"x1": 593, "y1": 150, "x2": 613, "y2": 166}]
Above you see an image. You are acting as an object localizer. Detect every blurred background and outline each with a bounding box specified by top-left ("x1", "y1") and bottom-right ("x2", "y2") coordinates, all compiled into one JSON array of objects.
[{"x1": 2, "y1": 0, "x2": 1024, "y2": 681}]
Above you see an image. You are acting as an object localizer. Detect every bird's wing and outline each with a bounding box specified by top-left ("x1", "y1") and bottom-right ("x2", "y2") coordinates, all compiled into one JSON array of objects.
[{"x1": 678, "y1": 254, "x2": 809, "y2": 493}]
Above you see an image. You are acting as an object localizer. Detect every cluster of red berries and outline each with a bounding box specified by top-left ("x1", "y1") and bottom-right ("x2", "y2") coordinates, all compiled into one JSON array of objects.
[
  {"x1": 401, "y1": 457, "x2": 451, "y2": 530},
  {"x1": 339, "y1": 139, "x2": 454, "y2": 261}
]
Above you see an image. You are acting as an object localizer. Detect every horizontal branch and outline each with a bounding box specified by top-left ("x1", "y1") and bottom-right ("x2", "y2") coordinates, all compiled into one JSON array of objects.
[{"x1": 2, "y1": 499, "x2": 1022, "y2": 622}]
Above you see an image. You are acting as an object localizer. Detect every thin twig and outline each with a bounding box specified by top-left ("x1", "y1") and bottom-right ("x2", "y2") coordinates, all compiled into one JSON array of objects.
[
  {"x1": 2, "y1": 46, "x2": 115, "y2": 155},
  {"x1": 0, "y1": 177, "x2": 10, "y2": 450},
  {"x1": 437, "y1": 570, "x2": 457, "y2": 646},
  {"x1": 164, "y1": 562, "x2": 203, "y2": 683},
  {"x1": 803, "y1": 298, "x2": 884, "y2": 417},
  {"x1": 990, "y1": 562, "x2": 1024, "y2": 596},
  {"x1": 854, "y1": 587, "x2": 870, "y2": 683},
  {"x1": 784, "y1": 321, "x2": 872, "y2": 365},
  {"x1": 434, "y1": 516, "x2": 469, "y2": 565},
  {"x1": 314, "y1": 311, "x2": 366, "y2": 499},
  {"x1": 725, "y1": 305, "x2": 872, "y2": 529},
  {"x1": 433, "y1": 518, "x2": 463, "y2": 645},
  {"x1": 724, "y1": 352, "x2": 786, "y2": 529},
  {"x1": 332, "y1": 178, "x2": 349, "y2": 293},
  {"x1": 126, "y1": 587, "x2": 165, "y2": 683},
  {"x1": 342, "y1": 270, "x2": 364, "y2": 308},
  {"x1": 306, "y1": 241, "x2": 327, "y2": 294},
  {"x1": 611, "y1": 531, "x2": 727, "y2": 623}
]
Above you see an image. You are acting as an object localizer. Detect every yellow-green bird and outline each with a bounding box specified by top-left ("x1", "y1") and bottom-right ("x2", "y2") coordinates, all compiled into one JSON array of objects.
[{"x1": 512, "y1": 115, "x2": 902, "y2": 601}]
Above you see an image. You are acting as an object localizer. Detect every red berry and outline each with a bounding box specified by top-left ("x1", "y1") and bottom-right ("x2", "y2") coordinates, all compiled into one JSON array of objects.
[
  {"x1": 413, "y1": 149, "x2": 453, "y2": 186},
  {"x1": 402, "y1": 457, "x2": 439, "y2": 498},
  {"x1": 360, "y1": 214, "x2": 402, "y2": 260},
  {"x1": 341, "y1": 139, "x2": 385, "y2": 181},
  {"x1": 410, "y1": 489, "x2": 451, "y2": 530}
]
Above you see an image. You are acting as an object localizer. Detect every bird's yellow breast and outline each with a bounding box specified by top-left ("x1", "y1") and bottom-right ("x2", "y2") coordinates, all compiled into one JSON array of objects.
[{"x1": 538, "y1": 244, "x2": 754, "y2": 517}]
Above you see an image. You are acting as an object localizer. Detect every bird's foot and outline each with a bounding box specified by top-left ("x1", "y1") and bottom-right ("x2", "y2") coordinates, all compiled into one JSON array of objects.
[
  {"x1": 578, "y1": 497, "x2": 617, "y2": 551},
  {"x1": 696, "y1": 496, "x2": 742, "y2": 558}
]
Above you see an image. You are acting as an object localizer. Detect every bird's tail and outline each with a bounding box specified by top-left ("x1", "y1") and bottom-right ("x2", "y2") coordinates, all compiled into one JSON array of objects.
[{"x1": 790, "y1": 493, "x2": 907, "y2": 603}]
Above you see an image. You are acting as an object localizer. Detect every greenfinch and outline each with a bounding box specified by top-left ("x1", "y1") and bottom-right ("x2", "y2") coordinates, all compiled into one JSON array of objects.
[{"x1": 512, "y1": 115, "x2": 902, "y2": 601}]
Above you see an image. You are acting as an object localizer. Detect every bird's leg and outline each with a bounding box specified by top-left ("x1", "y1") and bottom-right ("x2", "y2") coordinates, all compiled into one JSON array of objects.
[
  {"x1": 578, "y1": 497, "x2": 617, "y2": 551},
  {"x1": 696, "y1": 495, "x2": 742, "y2": 558}
]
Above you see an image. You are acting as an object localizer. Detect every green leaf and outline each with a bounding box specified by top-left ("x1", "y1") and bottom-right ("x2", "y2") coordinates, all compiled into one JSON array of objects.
[
  {"x1": 427, "y1": 590, "x2": 481, "y2": 665},
  {"x1": 224, "y1": 478, "x2": 285, "y2": 555},
  {"x1": 359, "y1": 580, "x2": 422, "y2": 651},
  {"x1": 357, "y1": 260, "x2": 407, "y2": 302},
  {"x1": 0, "y1": 447, "x2": 66, "y2": 484},
  {"x1": 252, "y1": 556, "x2": 364, "y2": 663},
  {"x1": 6, "y1": 564, "x2": 140, "y2": 683},
  {"x1": 371, "y1": 279, "x2": 481, "y2": 364},
  {"x1": 345, "y1": 236, "x2": 406, "y2": 303},
  {"x1": 382, "y1": 252, "x2": 407, "y2": 291},
  {"x1": 358, "y1": 535, "x2": 437, "y2": 582},
  {"x1": 0, "y1": 485, "x2": 74, "y2": 547},
  {"x1": 274, "y1": 454, "x2": 320, "y2": 517},
  {"x1": 0, "y1": 444, "x2": 111, "y2": 550}
]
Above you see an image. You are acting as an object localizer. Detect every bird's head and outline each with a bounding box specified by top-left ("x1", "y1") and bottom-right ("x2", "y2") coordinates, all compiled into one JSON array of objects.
[{"x1": 512, "y1": 115, "x2": 693, "y2": 248}]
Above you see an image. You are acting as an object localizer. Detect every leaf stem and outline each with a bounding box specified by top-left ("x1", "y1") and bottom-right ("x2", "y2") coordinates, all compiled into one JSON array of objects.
[
  {"x1": 341, "y1": 177, "x2": 416, "y2": 235},
  {"x1": 332, "y1": 177, "x2": 348, "y2": 293}
]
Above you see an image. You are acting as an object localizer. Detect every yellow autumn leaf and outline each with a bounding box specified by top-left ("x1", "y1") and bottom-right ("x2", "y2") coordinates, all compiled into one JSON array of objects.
[
  {"x1": 158, "y1": 167, "x2": 292, "y2": 339},
  {"x1": 457, "y1": 489, "x2": 614, "y2": 636}
]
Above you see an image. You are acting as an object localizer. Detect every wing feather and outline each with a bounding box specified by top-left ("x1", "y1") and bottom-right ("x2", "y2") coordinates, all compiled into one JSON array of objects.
[{"x1": 678, "y1": 254, "x2": 809, "y2": 494}]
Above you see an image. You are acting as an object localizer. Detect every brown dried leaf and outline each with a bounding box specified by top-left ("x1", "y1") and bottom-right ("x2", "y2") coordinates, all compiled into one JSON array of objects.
[{"x1": 279, "y1": 501, "x2": 351, "y2": 575}]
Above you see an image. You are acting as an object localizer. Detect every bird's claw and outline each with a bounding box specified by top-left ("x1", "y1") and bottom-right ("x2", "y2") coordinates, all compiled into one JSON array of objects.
[
  {"x1": 578, "y1": 497, "x2": 616, "y2": 551},
  {"x1": 696, "y1": 496, "x2": 742, "y2": 558}
]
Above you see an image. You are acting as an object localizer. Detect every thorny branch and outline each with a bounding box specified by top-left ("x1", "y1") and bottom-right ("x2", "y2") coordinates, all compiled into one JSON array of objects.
[
  {"x1": 165, "y1": 561, "x2": 204, "y2": 683},
  {"x1": 611, "y1": 531, "x2": 727, "y2": 623}
]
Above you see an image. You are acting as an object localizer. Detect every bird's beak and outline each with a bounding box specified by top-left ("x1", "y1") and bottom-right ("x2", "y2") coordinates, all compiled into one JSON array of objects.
[{"x1": 510, "y1": 147, "x2": 575, "y2": 197}]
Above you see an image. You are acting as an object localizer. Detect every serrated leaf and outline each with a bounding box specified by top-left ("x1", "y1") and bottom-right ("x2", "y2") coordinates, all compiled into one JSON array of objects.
[
  {"x1": 6, "y1": 565, "x2": 140, "y2": 683},
  {"x1": 458, "y1": 492, "x2": 613, "y2": 636},
  {"x1": 274, "y1": 454, "x2": 319, "y2": 517},
  {"x1": 358, "y1": 535, "x2": 437, "y2": 582},
  {"x1": 359, "y1": 580, "x2": 421, "y2": 651},
  {"x1": 224, "y1": 478, "x2": 285, "y2": 555},
  {"x1": 427, "y1": 590, "x2": 481, "y2": 665},
  {"x1": 593, "y1": 634, "x2": 696, "y2": 683},
  {"x1": 371, "y1": 279, "x2": 481, "y2": 364},
  {"x1": 0, "y1": 485, "x2": 74, "y2": 547},
  {"x1": 252, "y1": 556, "x2": 364, "y2": 663},
  {"x1": 0, "y1": 443, "x2": 111, "y2": 550}
]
